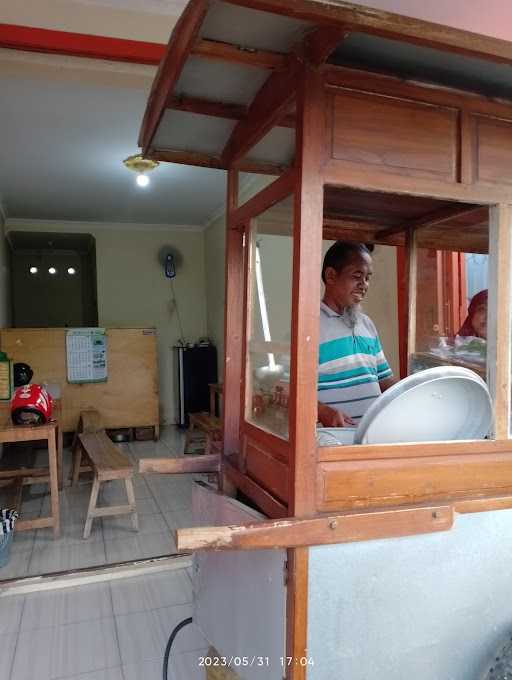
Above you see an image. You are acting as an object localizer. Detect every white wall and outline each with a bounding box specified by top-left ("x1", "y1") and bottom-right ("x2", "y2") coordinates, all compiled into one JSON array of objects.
[
  {"x1": 6, "y1": 220, "x2": 208, "y2": 425},
  {"x1": 0, "y1": 212, "x2": 10, "y2": 328}
]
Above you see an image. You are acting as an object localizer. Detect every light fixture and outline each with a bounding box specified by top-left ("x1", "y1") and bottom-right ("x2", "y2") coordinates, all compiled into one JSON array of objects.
[
  {"x1": 29, "y1": 266, "x2": 38, "y2": 274},
  {"x1": 67, "y1": 267, "x2": 76, "y2": 275},
  {"x1": 48, "y1": 267, "x2": 57, "y2": 275},
  {"x1": 123, "y1": 154, "x2": 159, "y2": 188}
]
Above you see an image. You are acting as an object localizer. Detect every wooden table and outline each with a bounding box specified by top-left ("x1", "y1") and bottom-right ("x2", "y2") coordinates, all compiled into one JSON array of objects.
[{"x1": 0, "y1": 411, "x2": 61, "y2": 538}]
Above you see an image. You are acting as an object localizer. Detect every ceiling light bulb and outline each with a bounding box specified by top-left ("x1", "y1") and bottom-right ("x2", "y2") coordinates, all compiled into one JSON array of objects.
[
  {"x1": 48, "y1": 267, "x2": 57, "y2": 275},
  {"x1": 67, "y1": 267, "x2": 76, "y2": 275},
  {"x1": 136, "y1": 173, "x2": 149, "y2": 187},
  {"x1": 29, "y1": 266, "x2": 38, "y2": 274}
]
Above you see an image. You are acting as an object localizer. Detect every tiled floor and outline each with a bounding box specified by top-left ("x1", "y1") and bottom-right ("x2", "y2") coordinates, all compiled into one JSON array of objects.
[
  {"x1": 0, "y1": 426, "x2": 202, "y2": 579},
  {"x1": 1, "y1": 568, "x2": 209, "y2": 680}
]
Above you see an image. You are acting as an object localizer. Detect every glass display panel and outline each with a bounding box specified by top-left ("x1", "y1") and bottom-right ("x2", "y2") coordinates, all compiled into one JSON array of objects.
[{"x1": 245, "y1": 197, "x2": 293, "y2": 439}]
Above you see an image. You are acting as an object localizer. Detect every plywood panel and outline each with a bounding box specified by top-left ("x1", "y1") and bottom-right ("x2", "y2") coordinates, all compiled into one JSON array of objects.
[
  {"x1": 476, "y1": 115, "x2": 512, "y2": 185},
  {"x1": 245, "y1": 435, "x2": 289, "y2": 503},
  {"x1": 331, "y1": 91, "x2": 458, "y2": 181},
  {"x1": 317, "y1": 452, "x2": 512, "y2": 511},
  {"x1": 0, "y1": 328, "x2": 159, "y2": 432}
]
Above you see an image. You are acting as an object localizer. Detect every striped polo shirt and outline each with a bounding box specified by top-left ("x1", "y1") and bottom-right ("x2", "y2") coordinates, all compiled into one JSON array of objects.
[{"x1": 318, "y1": 302, "x2": 393, "y2": 423}]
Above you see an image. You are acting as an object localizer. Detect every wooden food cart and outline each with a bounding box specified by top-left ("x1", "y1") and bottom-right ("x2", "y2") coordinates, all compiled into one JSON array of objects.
[{"x1": 139, "y1": 1, "x2": 512, "y2": 677}]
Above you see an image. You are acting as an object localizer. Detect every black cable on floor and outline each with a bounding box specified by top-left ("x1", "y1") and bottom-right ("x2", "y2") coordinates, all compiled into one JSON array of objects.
[{"x1": 163, "y1": 616, "x2": 193, "y2": 680}]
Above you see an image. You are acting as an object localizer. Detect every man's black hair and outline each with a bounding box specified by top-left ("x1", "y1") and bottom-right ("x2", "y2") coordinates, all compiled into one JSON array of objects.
[{"x1": 322, "y1": 241, "x2": 372, "y2": 284}]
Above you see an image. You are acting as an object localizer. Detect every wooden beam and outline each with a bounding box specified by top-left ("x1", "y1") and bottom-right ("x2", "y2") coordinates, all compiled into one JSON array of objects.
[
  {"x1": 288, "y1": 64, "x2": 324, "y2": 517},
  {"x1": 139, "y1": 0, "x2": 209, "y2": 154},
  {"x1": 304, "y1": 26, "x2": 348, "y2": 66},
  {"x1": 167, "y1": 95, "x2": 295, "y2": 127},
  {"x1": 0, "y1": 23, "x2": 165, "y2": 65},
  {"x1": 193, "y1": 38, "x2": 287, "y2": 70},
  {"x1": 221, "y1": 58, "x2": 300, "y2": 167},
  {"x1": 376, "y1": 205, "x2": 487, "y2": 240},
  {"x1": 487, "y1": 204, "x2": 512, "y2": 439},
  {"x1": 139, "y1": 455, "x2": 220, "y2": 474},
  {"x1": 286, "y1": 548, "x2": 309, "y2": 680},
  {"x1": 223, "y1": 0, "x2": 512, "y2": 66},
  {"x1": 148, "y1": 149, "x2": 287, "y2": 175},
  {"x1": 231, "y1": 167, "x2": 296, "y2": 228},
  {"x1": 175, "y1": 503, "x2": 453, "y2": 550}
]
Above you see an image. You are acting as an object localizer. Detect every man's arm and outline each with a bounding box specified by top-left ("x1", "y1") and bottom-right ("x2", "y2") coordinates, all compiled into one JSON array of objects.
[
  {"x1": 379, "y1": 376, "x2": 398, "y2": 392},
  {"x1": 317, "y1": 402, "x2": 355, "y2": 427}
]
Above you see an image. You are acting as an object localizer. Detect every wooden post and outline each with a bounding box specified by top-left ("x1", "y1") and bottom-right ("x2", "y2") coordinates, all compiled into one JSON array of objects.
[
  {"x1": 406, "y1": 226, "x2": 418, "y2": 372},
  {"x1": 286, "y1": 62, "x2": 325, "y2": 680},
  {"x1": 487, "y1": 204, "x2": 512, "y2": 439}
]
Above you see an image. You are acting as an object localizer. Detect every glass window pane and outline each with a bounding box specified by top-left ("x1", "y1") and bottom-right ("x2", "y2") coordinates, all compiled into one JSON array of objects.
[{"x1": 245, "y1": 197, "x2": 293, "y2": 439}]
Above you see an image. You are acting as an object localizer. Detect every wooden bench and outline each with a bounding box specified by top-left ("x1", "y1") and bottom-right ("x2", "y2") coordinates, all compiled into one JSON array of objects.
[
  {"x1": 184, "y1": 412, "x2": 222, "y2": 455},
  {"x1": 78, "y1": 431, "x2": 138, "y2": 539}
]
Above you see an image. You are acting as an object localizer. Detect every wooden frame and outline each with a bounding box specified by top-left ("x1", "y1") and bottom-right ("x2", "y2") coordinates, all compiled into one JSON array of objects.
[{"x1": 140, "y1": 3, "x2": 512, "y2": 676}]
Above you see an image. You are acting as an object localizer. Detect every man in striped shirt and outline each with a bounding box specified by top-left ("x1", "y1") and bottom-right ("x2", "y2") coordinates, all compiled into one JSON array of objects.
[{"x1": 317, "y1": 241, "x2": 395, "y2": 428}]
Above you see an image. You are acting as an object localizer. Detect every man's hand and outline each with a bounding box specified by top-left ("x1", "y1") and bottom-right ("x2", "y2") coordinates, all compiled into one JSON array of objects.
[{"x1": 317, "y1": 402, "x2": 355, "y2": 427}]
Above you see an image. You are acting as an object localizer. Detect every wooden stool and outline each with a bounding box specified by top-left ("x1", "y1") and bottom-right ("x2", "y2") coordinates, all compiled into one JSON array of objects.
[
  {"x1": 184, "y1": 412, "x2": 222, "y2": 455},
  {"x1": 78, "y1": 431, "x2": 138, "y2": 539}
]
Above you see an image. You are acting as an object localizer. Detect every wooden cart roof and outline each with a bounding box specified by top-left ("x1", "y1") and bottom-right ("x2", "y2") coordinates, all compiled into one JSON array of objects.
[{"x1": 138, "y1": 0, "x2": 512, "y2": 252}]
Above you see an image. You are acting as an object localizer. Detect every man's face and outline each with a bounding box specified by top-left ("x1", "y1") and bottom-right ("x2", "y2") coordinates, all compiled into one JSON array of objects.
[
  {"x1": 324, "y1": 252, "x2": 373, "y2": 310},
  {"x1": 471, "y1": 302, "x2": 487, "y2": 339}
]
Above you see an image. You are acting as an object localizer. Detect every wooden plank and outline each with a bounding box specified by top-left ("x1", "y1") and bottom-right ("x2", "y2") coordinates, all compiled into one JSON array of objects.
[
  {"x1": 475, "y1": 116, "x2": 512, "y2": 186},
  {"x1": 79, "y1": 432, "x2": 132, "y2": 474},
  {"x1": 231, "y1": 168, "x2": 296, "y2": 228},
  {"x1": 487, "y1": 204, "x2": 512, "y2": 439},
  {"x1": 167, "y1": 96, "x2": 295, "y2": 128},
  {"x1": 454, "y1": 494, "x2": 512, "y2": 513},
  {"x1": 288, "y1": 64, "x2": 324, "y2": 517},
  {"x1": 139, "y1": 455, "x2": 220, "y2": 474},
  {"x1": 224, "y1": 458, "x2": 288, "y2": 518},
  {"x1": 459, "y1": 110, "x2": 476, "y2": 184},
  {"x1": 286, "y1": 548, "x2": 309, "y2": 680},
  {"x1": 138, "y1": 0, "x2": 209, "y2": 154},
  {"x1": 376, "y1": 205, "x2": 487, "y2": 240},
  {"x1": 317, "y1": 438, "x2": 512, "y2": 462},
  {"x1": 330, "y1": 90, "x2": 458, "y2": 182},
  {"x1": 317, "y1": 452, "x2": 512, "y2": 511},
  {"x1": 0, "y1": 328, "x2": 159, "y2": 433},
  {"x1": 88, "y1": 504, "x2": 136, "y2": 518},
  {"x1": 243, "y1": 422, "x2": 290, "y2": 463},
  {"x1": 221, "y1": 58, "x2": 300, "y2": 167},
  {"x1": 175, "y1": 503, "x2": 453, "y2": 550},
  {"x1": 193, "y1": 38, "x2": 287, "y2": 70},
  {"x1": 245, "y1": 439, "x2": 289, "y2": 502},
  {"x1": 322, "y1": 158, "x2": 511, "y2": 206},
  {"x1": 223, "y1": 0, "x2": 512, "y2": 65},
  {"x1": 324, "y1": 65, "x2": 512, "y2": 121},
  {"x1": 148, "y1": 148, "x2": 287, "y2": 175}
]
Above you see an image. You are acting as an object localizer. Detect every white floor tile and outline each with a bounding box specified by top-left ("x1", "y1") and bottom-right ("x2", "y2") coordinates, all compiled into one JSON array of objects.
[
  {"x1": 0, "y1": 631, "x2": 17, "y2": 680},
  {"x1": 163, "y1": 507, "x2": 196, "y2": 530},
  {"x1": 33, "y1": 518, "x2": 102, "y2": 548},
  {"x1": 0, "y1": 544, "x2": 31, "y2": 579},
  {"x1": 105, "y1": 530, "x2": 176, "y2": 564},
  {"x1": 11, "y1": 617, "x2": 121, "y2": 680},
  {"x1": 123, "y1": 649, "x2": 208, "y2": 680},
  {"x1": 116, "y1": 605, "x2": 206, "y2": 665},
  {"x1": 102, "y1": 512, "x2": 168, "y2": 540},
  {"x1": 129, "y1": 497, "x2": 160, "y2": 516},
  {"x1": 20, "y1": 581, "x2": 112, "y2": 631},
  {"x1": 110, "y1": 568, "x2": 192, "y2": 615},
  {"x1": 0, "y1": 594, "x2": 25, "y2": 633},
  {"x1": 28, "y1": 537, "x2": 106, "y2": 575}
]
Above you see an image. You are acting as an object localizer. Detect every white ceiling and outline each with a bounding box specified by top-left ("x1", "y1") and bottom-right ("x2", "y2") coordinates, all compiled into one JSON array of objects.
[{"x1": 0, "y1": 48, "x2": 227, "y2": 226}]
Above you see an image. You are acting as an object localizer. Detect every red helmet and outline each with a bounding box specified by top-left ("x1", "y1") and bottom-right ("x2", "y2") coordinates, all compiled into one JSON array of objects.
[{"x1": 11, "y1": 384, "x2": 53, "y2": 425}]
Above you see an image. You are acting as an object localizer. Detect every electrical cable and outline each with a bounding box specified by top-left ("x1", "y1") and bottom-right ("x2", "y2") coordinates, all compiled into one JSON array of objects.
[
  {"x1": 162, "y1": 616, "x2": 193, "y2": 680},
  {"x1": 170, "y1": 278, "x2": 186, "y2": 346}
]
